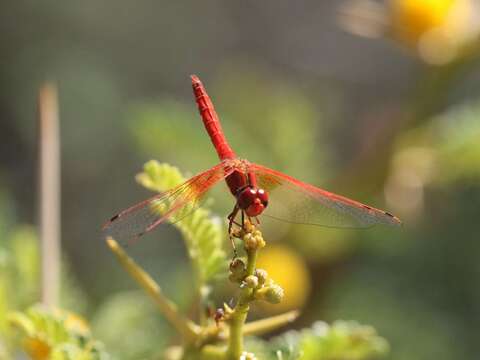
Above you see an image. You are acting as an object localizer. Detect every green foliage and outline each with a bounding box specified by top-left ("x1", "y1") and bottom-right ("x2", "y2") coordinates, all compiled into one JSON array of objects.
[
  {"x1": 112, "y1": 162, "x2": 391, "y2": 359},
  {"x1": 128, "y1": 100, "x2": 210, "y2": 169},
  {"x1": 9, "y1": 305, "x2": 110, "y2": 360},
  {"x1": 248, "y1": 321, "x2": 388, "y2": 360},
  {"x1": 136, "y1": 160, "x2": 228, "y2": 287},
  {"x1": 0, "y1": 226, "x2": 40, "y2": 341},
  {"x1": 0, "y1": 224, "x2": 89, "y2": 358},
  {"x1": 393, "y1": 99, "x2": 480, "y2": 186},
  {"x1": 431, "y1": 100, "x2": 480, "y2": 183},
  {"x1": 298, "y1": 321, "x2": 388, "y2": 360},
  {"x1": 91, "y1": 291, "x2": 167, "y2": 359}
]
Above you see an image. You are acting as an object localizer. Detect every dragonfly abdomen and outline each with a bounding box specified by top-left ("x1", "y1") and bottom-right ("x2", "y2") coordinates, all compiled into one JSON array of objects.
[{"x1": 191, "y1": 75, "x2": 236, "y2": 160}]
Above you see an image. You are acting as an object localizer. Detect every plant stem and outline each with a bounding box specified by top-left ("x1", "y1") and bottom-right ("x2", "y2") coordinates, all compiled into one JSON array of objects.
[
  {"x1": 245, "y1": 250, "x2": 257, "y2": 276},
  {"x1": 242, "y1": 310, "x2": 300, "y2": 336},
  {"x1": 227, "y1": 248, "x2": 258, "y2": 359},
  {"x1": 228, "y1": 305, "x2": 249, "y2": 359},
  {"x1": 106, "y1": 237, "x2": 201, "y2": 342},
  {"x1": 38, "y1": 82, "x2": 61, "y2": 307},
  {"x1": 199, "y1": 345, "x2": 228, "y2": 359}
]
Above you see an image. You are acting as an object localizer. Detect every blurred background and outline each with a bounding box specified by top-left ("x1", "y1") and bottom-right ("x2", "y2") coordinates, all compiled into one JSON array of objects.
[{"x1": 1, "y1": 0, "x2": 480, "y2": 358}]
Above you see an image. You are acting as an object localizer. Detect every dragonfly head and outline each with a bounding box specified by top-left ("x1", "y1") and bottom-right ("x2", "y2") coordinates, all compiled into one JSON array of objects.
[{"x1": 237, "y1": 187, "x2": 269, "y2": 217}]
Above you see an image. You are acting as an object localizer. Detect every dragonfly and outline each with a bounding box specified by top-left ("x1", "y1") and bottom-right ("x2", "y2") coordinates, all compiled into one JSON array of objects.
[{"x1": 103, "y1": 75, "x2": 401, "y2": 245}]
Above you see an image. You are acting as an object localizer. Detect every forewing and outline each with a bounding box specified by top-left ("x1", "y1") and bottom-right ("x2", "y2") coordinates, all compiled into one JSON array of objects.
[
  {"x1": 250, "y1": 163, "x2": 401, "y2": 228},
  {"x1": 103, "y1": 163, "x2": 233, "y2": 244}
]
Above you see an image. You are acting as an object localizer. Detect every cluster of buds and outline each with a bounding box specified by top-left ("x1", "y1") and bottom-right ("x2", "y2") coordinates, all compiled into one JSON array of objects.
[
  {"x1": 245, "y1": 269, "x2": 284, "y2": 304},
  {"x1": 232, "y1": 221, "x2": 266, "y2": 251},
  {"x1": 240, "y1": 352, "x2": 257, "y2": 360},
  {"x1": 228, "y1": 260, "x2": 284, "y2": 304},
  {"x1": 243, "y1": 230, "x2": 266, "y2": 251},
  {"x1": 251, "y1": 269, "x2": 284, "y2": 304},
  {"x1": 228, "y1": 222, "x2": 283, "y2": 304}
]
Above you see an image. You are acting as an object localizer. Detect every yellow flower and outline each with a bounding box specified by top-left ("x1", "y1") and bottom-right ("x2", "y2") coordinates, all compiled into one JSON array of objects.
[
  {"x1": 339, "y1": 0, "x2": 480, "y2": 64},
  {"x1": 391, "y1": 0, "x2": 458, "y2": 45},
  {"x1": 23, "y1": 337, "x2": 51, "y2": 360},
  {"x1": 9, "y1": 306, "x2": 92, "y2": 359},
  {"x1": 391, "y1": 0, "x2": 478, "y2": 63},
  {"x1": 256, "y1": 245, "x2": 310, "y2": 313},
  {"x1": 63, "y1": 312, "x2": 91, "y2": 336}
]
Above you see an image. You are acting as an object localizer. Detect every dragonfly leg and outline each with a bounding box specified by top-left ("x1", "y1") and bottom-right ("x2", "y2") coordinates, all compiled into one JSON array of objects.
[{"x1": 228, "y1": 205, "x2": 240, "y2": 257}]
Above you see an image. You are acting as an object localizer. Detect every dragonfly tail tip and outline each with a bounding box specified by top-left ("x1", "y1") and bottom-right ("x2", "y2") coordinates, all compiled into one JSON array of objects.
[{"x1": 190, "y1": 74, "x2": 200, "y2": 84}]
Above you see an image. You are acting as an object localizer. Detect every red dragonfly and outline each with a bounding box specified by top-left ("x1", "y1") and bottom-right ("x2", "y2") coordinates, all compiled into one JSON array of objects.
[{"x1": 103, "y1": 75, "x2": 401, "y2": 244}]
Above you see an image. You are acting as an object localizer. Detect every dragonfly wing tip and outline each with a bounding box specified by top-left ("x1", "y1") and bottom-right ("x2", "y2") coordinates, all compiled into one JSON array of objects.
[
  {"x1": 382, "y1": 211, "x2": 402, "y2": 226},
  {"x1": 101, "y1": 214, "x2": 119, "y2": 230}
]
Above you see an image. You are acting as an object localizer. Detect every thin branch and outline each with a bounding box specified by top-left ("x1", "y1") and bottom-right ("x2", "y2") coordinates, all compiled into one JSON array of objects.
[
  {"x1": 106, "y1": 238, "x2": 201, "y2": 342},
  {"x1": 243, "y1": 310, "x2": 300, "y2": 336}
]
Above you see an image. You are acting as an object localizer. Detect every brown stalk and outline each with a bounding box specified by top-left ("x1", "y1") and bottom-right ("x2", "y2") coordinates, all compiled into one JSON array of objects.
[{"x1": 38, "y1": 83, "x2": 61, "y2": 306}]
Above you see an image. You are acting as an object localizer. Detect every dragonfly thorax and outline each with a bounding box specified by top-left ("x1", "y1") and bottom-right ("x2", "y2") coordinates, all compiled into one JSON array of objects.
[{"x1": 236, "y1": 187, "x2": 269, "y2": 217}]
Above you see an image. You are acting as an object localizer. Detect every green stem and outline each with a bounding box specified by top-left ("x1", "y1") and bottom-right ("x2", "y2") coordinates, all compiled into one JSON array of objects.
[
  {"x1": 242, "y1": 310, "x2": 300, "y2": 336},
  {"x1": 227, "y1": 249, "x2": 258, "y2": 359},
  {"x1": 199, "y1": 345, "x2": 228, "y2": 359},
  {"x1": 245, "y1": 250, "x2": 258, "y2": 276},
  {"x1": 106, "y1": 237, "x2": 201, "y2": 342},
  {"x1": 227, "y1": 304, "x2": 249, "y2": 359}
]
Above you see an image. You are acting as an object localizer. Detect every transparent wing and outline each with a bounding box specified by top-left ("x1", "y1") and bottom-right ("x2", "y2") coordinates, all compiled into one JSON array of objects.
[
  {"x1": 103, "y1": 162, "x2": 234, "y2": 244},
  {"x1": 250, "y1": 163, "x2": 401, "y2": 228}
]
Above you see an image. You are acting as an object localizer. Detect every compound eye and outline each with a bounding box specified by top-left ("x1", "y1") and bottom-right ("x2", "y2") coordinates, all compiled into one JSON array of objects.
[
  {"x1": 257, "y1": 188, "x2": 269, "y2": 207},
  {"x1": 237, "y1": 188, "x2": 257, "y2": 209}
]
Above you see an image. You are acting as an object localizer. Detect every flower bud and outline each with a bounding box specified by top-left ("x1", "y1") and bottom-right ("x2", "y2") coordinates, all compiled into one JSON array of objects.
[
  {"x1": 244, "y1": 233, "x2": 257, "y2": 251},
  {"x1": 231, "y1": 227, "x2": 243, "y2": 238},
  {"x1": 265, "y1": 284, "x2": 284, "y2": 304},
  {"x1": 243, "y1": 221, "x2": 255, "y2": 234},
  {"x1": 255, "y1": 235, "x2": 266, "y2": 249},
  {"x1": 229, "y1": 258, "x2": 247, "y2": 283},
  {"x1": 255, "y1": 283, "x2": 284, "y2": 304},
  {"x1": 230, "y1": 258, "x2": 246, "y2": 274},
  {"x1": 240, "y1": 352, "x2": 257, "y2": 360},
  {"x1": 254, "y1": 269, "x2": 268, "y2": 285},
  {"x1": 244, "y1": 275, "x2": 259, "y2": 289}
]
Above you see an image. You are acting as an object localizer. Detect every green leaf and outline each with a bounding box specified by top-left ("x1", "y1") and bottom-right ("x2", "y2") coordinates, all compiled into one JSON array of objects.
[
  {"x1": 265, "y1": 320, "x2": 389, "y2": 360},
  {"x1": 432, "y1": 100, "x2": 480, "y2": 183},
  {"x1": 136, "y1": 160, "x2": 228, "y2": 286},
  {"x1": 8, "y1": 304, "x2": 111, "y2": 360},
  {"x1": 91, "y1": 291, "x2": 167, "y2": 360},
  {"x1": 10, "y1": 226, "x2": 40, "y2": 306},
  {"x1": 301, "y1": 321, "x2": 388, "y2": 360}
]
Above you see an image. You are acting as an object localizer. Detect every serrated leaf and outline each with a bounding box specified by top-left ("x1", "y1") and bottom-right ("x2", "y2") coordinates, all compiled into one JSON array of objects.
[
  {"x1": 8, "y1": 312, "x2": 35, "y2": 337},
  {"x1": 8, "y1": 305, "x2": 111, "y2": 360},
  {"x1": 267, "y1": 320, "x2": 389, "y2": 360},
  {"x1": 136, "y1": 161, "x2": 228, "y2": 286}
]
